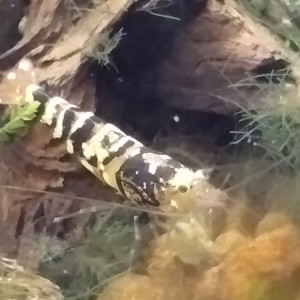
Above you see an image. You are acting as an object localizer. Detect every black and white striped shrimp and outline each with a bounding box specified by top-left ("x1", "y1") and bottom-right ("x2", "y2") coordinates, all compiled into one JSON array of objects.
[{"x1": 0, "y1": 59, "x2": 216, "y2": 212}]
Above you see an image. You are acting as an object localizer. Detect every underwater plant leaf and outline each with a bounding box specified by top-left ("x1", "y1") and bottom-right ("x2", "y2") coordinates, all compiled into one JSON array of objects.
[{"x1": 0, "y1": 101, "x2": 40, "y2": 144}]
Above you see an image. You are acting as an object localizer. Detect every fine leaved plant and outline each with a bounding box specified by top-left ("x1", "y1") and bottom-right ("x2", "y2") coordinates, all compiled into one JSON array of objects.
[{"x1": 230, "y1": 75, "x2": 300, "y2": 171}]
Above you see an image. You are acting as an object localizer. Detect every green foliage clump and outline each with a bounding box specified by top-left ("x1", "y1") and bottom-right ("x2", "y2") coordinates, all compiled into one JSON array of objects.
[
  {"x1": 37, "y1": 209, "x2": 138, "y2": 300},
  {"x1": 0, "y1": 101, "x2": 40, "y2": 144},
  {"x1": 232, "y1": 84, "x2": 300, "y2": 171},
  {"x1": 23, "y1": 234, "x2": 68, "y2": 271}
]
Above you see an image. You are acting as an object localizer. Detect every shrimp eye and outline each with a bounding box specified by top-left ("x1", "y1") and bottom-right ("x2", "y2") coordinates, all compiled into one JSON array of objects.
[{"x1": 178, "y1": 185, "x2": 188, "y2": 193}]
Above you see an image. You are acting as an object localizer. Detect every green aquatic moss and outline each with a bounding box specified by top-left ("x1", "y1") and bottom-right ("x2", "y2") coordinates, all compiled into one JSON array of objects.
[
  {"x1": 232, "y1": 84, "x2": 300, "y2": 171},
  {"x1": 37, "y1": 209, "x2": 139, "y2": 300}
]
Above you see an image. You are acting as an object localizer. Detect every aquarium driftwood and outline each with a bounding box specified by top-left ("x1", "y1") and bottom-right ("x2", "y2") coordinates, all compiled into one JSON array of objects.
[
  {"x1": 0, "y1": 0, "x2": 138, "y2": 255},
  {"x1": 225, "y1": 0, "x2": 300, "y2": 83},
  {"x1": 0, "y1": 0, "x2": 296, "y2": 252},
  {"x1": 0, "y1": 2, "x2": 300, "y2": 299},
  {"x1": 0, "y1": 0, "x2": 134, "y2": 87}
]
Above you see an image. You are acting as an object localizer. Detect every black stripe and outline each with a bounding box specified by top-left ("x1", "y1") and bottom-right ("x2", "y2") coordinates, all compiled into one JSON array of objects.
[
  {"x1": 116, "y1": 171, "x2": 127, "y2": 199},
  {"x1": 31, "y1": 88, "x2": 51, "y2": 119},
  {"x1": 60, "y1": 108, "x2": 79, "y2": 140},
  {"x1": 115, "y1": 171, "x2": 147, "y2": 206},
  {"x1": 116, "y1": 156, "x2": 162, "y2": 207},
  {"x1": 89, "y1": 116, "x2": 125, "y2": 149},
  {"x1": 102, "y1": 131, "x2": 125, "y2": 150},
  {"x1": 50, "y1": 104, "x2": 63, "y2": 129},
  {"x1": 32, "y1": 88, "x2": 50, "y2": 105},
  {"x1": 115, "y1": 151, "x2": 180, "y2": 207},
  {"x1": 69, "y1": 118, "x2": 95, "y2": 155},
  {"x1": 50, "y1": 105, "x2": 60, "y2": 128},
  {"x1": 117, "y1": 175, "x2": 160, "y2": 207},
  {"x1": 101, "y1": 135, "x2": 112, "y2": 148},
  {"x1": 102, "y1": 140, "x2": 135, "y2": 166},
  {"x1": 87, "y1": 155, "x2": 98, "y2": 168}
]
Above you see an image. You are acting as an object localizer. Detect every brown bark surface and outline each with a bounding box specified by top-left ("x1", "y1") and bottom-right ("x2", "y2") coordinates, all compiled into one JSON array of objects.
[
  {"x1": 0, "y1": 0, "x2": 285, "y2": 253},
  {"x1": 0, "y1": 0, "x2": 135, "y2": 254},
  {"x1": 134, "y1": 0, "x2": 274, "y2": 114}
]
